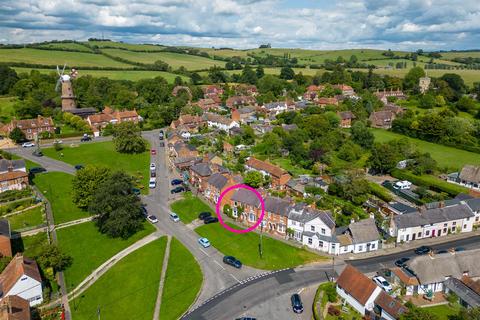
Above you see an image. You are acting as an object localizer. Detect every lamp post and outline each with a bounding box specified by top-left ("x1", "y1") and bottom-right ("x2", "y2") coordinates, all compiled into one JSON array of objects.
[{"x1": 259, "y1": 220, "x2": 264, "y2": 259}]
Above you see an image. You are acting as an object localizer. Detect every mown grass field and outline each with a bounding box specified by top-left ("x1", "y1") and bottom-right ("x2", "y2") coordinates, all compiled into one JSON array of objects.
[
  {"x1": 160, "y1": 238, "x2": 202, "y2": 320},
  {"x1": 42, "y1": 141, "x2": 150, "y2": 191},
  {"x1": 170, "y1": 192, "x2": 213, "y2": 224},
  {"x1": 86, "y1": 40, "x2": 165, "y2": 51},
  {"x1": 11, "y1": 232, "x2": 48, "y2": 258},
  {"x1": 101, "y1": 48, "x2": 226, "y2": 70},
  {"x1": 37, "y1": 42, "x2": 93, "y2": 52},
  {"x1": 371, "y1": 128, "x2": 480, "y2": 169},
  {"x1": 195, "y1": 222, "x2": 327, "y2": 270},
  {"x1": 423, "y1": 304, "x2": 460, "y2": 320},
  {"x1": 57, "y1": 221, "x2": 156, "y2": 290},
  {"x1": 7, "y1": 205, "x2": 44, "y2": 231},
  {"x1": 0, "y1": 48, "x2": 133, "y2": 68},
  {"x1": 13, "y1": 67, "x2": 189, "y2": 83},
  {"x1": 70, "y1": 237, "x2": 167, "y2": 320}
]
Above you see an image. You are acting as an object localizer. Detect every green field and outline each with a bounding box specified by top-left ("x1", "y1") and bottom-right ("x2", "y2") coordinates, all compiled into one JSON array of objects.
[
  {"x1": 71, "y1": 237, "x2": 167, "y2": 320},
  {"x1": 42, "y1": 141, "x2": 150, "y2": 191},
  {"x1": 423, "y1": 304, "x2": 460, "y2": 319},
  {"x1": 13, "y1": 67, "x2": 189, "y2": 83},
  {"x1": 37, "y1": 42, "x2": 93, "y2": 52},
  {"x1": 160, "y1": 238, "x2": 202, "y2": 320},
  {"x1": 270, "y1": 158, "x2": 312, "y2": 177},
  {"x1": 0, "y1": 48, "x2": 133, "y2": 68},
  {"x1": 57, "y1": 221, "x2": 156, "y2": 290},
  {"x1": 7, "y1": 206, "x2": 44, "y2": 231},
  {"x1": 0, "y1": 96, "x2": 17, "y2": 123},
  {"x1": 170, "y1": 192, "x2": 213, "y2": 224},
  {"x1": 438, "y1": 51, "x2": 480, "y2": 60},
  {"x1": 102, "y1": 48, "x2": 226, "y2": 70},
  {"x1": 372, "y1": 129, "x2": 480, "y2": 169},
  {"x1": 86, "y1": 40, "x2": 165, "y2": 51},
  {"x1": 195, "y1": 223, "x2": 326, "y2": 270},
  {"x1": 32, "y1": 172, "x2": 89, "y2": 224}
]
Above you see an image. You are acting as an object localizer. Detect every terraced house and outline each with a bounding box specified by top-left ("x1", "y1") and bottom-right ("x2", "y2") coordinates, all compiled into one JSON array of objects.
[
  {"x1": 245, "y1": 157, "x2": 291, "y2": 189},
  {"x1": 2, "y1": 116, "x2": 54, "y2": 140}
]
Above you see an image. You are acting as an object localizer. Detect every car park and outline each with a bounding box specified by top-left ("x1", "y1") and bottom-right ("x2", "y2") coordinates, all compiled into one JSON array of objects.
[
  {"x1": 290, "y1": 294, "x2": 304, "y2": 313},
  {"x1": 414, "y1": 246, "x2": 432, "y2": 255},
  {"x1": 151, "y1": 149, "x2": 156, "y2": 155},
  {"x1": 204, "y1": 216, "x2": 218, "y2": 224},
  {"x1": 147, "y1": 215, "x2": 158, "y2": 223},
  {"x1": 22, "y1": 142, "x2": 35, "y2": 148},
  {"x1": 74, "y1": 164, "x2": 84, "y2": 170},
  {"x1": 223, "y1": 256, "x2": 242, "y2": 268},
  {"x1": 150, "y1": 163, "x2": 156, "y2": 171},
  {"x1": 394, "y1": 257, "x2": 410, "y2": 267},
  {"x1": 169, "y1": 212, "x2": 180, "y2": 222},
  {"x1": 171, "y1": 179, "x2": 183, "y2": 186},
  {"x1": 29, "y1": 167, "x2": 46, "y2": 174},
  {"x1": 170, "y1": 186, "x2": 185, "y2": 194},
  {"x1": 149, "y1": 178, "x2": 156, "y2": 188},
  {"x1": 198, "y1": 237, "x2": 210, "y2": 248},
  {"x1": 198, "y1": 212, "x2": 212, "y2": 220},
  {"x1": 373, "y1": 276, "x2": 392, "y2": 292}
]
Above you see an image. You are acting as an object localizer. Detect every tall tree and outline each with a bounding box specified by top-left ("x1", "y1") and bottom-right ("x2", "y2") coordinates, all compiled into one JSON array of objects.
[
  {"x1": 112, "y1": 122, "x2": 147, "y2": 154},
  {"x1": 403, "y1": 66, "x2": 426, "y2": 91},
  {"x1": 72, "y1": 165, "x2": 112, "y2": 209},
  {"x1": 351, "y1": 121, "x2": 374, "y2": 148},
  {"x1": 0, "y1": 66, "x2": 18, "y2": 95},
  {"x1": 9, "y1": 127, "x2": 25, "y2": 143},
  {"x1": 279, "y1": 66, "x2": 295, "y2": 80}
]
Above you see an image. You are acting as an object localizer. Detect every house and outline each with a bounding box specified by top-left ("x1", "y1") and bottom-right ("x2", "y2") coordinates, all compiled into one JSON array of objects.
[
  {"x1": 0, "y1": 160, "x2": 28, "y2": 194},
  {"x1": 333, "y1": 84, "x2": 355, "y2": 96},
  {"x1": 383, "y1": 202, "x2": 417, "y2": 216},
  {"x1": 0, "y1": 295, "x2": 31, "y2": 320},
  {"x1": 448, "y1": 165, "x2": 480, "y2": 190},
  {"x1": 262, "y1": 197, "x2": 290, "y2": 236},
  {"x1": 230, "y1": 188, "x2": 262, "y2": 223},
  {"x1": 204, "y1": 153, "x2": 223, "y2": 166},
  {"x1": 262, "y1": 102, "x2": 288, "y2": 115},
  {"x1": 170, "y1": 114, "x2": 205, "y2": 132},
  {"x1": 203, "y1": 85, "x2": 224, "y2": 99},
  {"x1": 245, "y1": 157, "x2": 291, "y2": 189},
  {"x1": 223, "y1": 141, "x2": 234, "y2": 154},
  {"x1": 419, "y1": 76, "x2": 431, "y2": 94},
  {"x1": 465, "y1": 197, "x2": 480, "y2": 224},
  {"x1": 226, "y1": 96, "x2": 256, "y2": 109},
  {"x1": 231, "y1": 107, "x2": 255, "y2": 124},
  {"x1": 303, "y1": 85, "x2": 325, "y2": 101},
  {"x1": 204, "y1": 113, "x2": 239, "y2": 132},
  {"x1": 389, "y1": 203, "x2": 475, "y2": 243},
  {"x1": 337, "y1": 111, "x2": 355, "y2": 128},
  {"x1": 316, "y1": 97, "x2": 338, "y2": 107},
  {"x1": 87, "y1": 107, "x2": 141, "y2": 137},
  {"x1": 0, "y1": 254, "x2": 43, "y2": 306},
  {"x1": 382, "y1": 103, "x2": 405, "y2": 116},
  {"x1": 234, "y1": 84, "x2": 257, "y2": 96},
  {"x1": 444, "y1": 276, "x2": 480, "y2": 308},
  {"x1": 286, "y1": 177, "x2": 328, "y2": 197},
  {"x1": 170, "y1": 142, "x2": 199, "y2": 159},
  {"x1": 195, "y1": 98, "x2": 220, "y2": 111},
  {"x1": 189, "y1": 162, "x2": 229, "y2": 192},
  {"x1": 374, "y1": 291, "x2": 408, "y2": 320},
  {"x1": 173, "y1": 156, "x2": 202, "y2": 172},
  {"x1": 369, "y1": 110, "x2": 395, "y2": 129},
  {"x1": 336, "y1": 265, "x2": 383, "y2": 316},
  {"x1": 203, "y1": 173, "x2": 240, "y2": 206},
  {"x1": 2, "y1": 116, "x2": 54, "y2": 141},
  {"x1": 374, "y1": 89, "x2": 406, "y2": 105},
  {"x1": 0, "y1": 219, "x2": 12, "y2": 257}
]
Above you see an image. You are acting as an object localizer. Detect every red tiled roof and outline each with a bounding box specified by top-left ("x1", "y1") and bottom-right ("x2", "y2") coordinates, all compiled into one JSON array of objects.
[
  {"x1": 391, "y1": 267, "x2": 419, "y2": 286},
  {"x1": 0, "y1": 171, "x2": 28, "y2": 183},
  {"x1": 375, "y1": 291, "x2": 408, "y2": 319},
  {"x1": 246, "y1": 157, "x2": 289, "y2": 179},
  {"x1": 0, "y1": 295, "x2": 31, "y2": 320},
  {"x1": 336, "y1": 265, "x2": 378, "y2": 305},
  {"x1": 0, "y1": 254, "x2": 41, "y2": 296}
]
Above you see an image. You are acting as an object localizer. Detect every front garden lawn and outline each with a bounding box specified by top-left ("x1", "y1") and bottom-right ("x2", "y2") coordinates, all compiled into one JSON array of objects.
[
  {"x1": 7, "y1": 205, "x2": 45, "y2": 231},
  {"x1": 32, "y1": 172, "x2": 89, "y2": 224},
  {"x1": 71, "y1": 237, "x2": 167, "y2": 320},
  {"x1": 42, "y1": 141, "x2": 150, "y2": 191},
  {"x1": 160, "y1": 238, "x2": 203, "y2": 320},
  {"x1": 195, "y1": 222, "x2": 327, "y2": 270},
  {"x1": 423, "y1": 304, "x2": 460, "y2": 320},
  {"x1": 57, "y1": 221, "x2": 156, "y2": 290},
  {"x1": 11, "y1": 232, "x2": 48, "y2": 258},
  {"x1": 170, "y1": 192, "x2": 213, "y2": 224}
]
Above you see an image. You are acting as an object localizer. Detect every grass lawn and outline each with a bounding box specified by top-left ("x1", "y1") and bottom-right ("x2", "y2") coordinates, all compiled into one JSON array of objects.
[
  {"x1": 160, "y1": 238, "x2": 203, "y2": 320},
  {"x1": 170, "y1": 192, "x2": 213, "y2": 224},
  {"x1": 11, "y1": 232, "x2": 48, "y2": 257},
  {"x1": 57, "y1": 220, "x2": 156, "y2": 290},
  {"x1": 423, "y1": 304, "x2": 460, "y2": 319},
  {"x1": 71, "y1": 237, "x2": 167, "y2": 320},
  {"x1": 195, "y1": 222, "x2": 327, "y2": 270},
  {"x1": 42, "y1": 141, "x2": 150, "y2": 191},
  {"x1": 0, "y1": 96, "x2": 17, "y2": 123},
  {"x1": 32, "y1": 172, "x2": 89, "y2": 224},
  {"x1": 270, "y1": 158, "x2": 312, "y2": 177},
  {"x1": 7, "y1": 205, "x2": 45, "y2": 231},
  {"x1": 371, "y1": 128, "x2": 480, "y2": 170}
]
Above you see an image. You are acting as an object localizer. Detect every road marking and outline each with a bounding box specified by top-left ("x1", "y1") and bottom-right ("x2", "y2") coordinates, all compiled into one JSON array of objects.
[
  {"x1": 297, "y1": 287, "x2": 305, "y2": 294},
  {"x1": 199, "y1": 248, "x2": 209, "y2": 256},
  {"x1": 214, "y1": 260, "x2": 226, "y2": 270},
  {"x1": 230, "y1": 273, "x2": 241, "y2": 283}
]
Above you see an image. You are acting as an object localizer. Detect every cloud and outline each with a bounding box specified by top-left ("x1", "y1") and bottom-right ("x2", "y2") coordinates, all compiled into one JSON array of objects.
[{"x1": 0, "y1": 0, "x2": 479, "y2": 50}]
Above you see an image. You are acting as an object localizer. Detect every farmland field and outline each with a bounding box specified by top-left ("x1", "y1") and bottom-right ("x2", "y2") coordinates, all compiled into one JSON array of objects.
[
  {"x1": 37, "y1": 42, "x2": 93, "y2": 52},
  {"x1": 363, "y1": 68, "x2": 480, "y2": 86},
  {"x1": 0, "y1": 48, "x2": 133, "y2": 68},
  {"x1": 86, "y1": 40, "x2": 165, "y2": 51}
]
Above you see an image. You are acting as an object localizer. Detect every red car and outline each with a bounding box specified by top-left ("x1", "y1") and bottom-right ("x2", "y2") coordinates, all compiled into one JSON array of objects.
[{"x1": 151, "y1": 149, "x2": 156, "y2": 155}]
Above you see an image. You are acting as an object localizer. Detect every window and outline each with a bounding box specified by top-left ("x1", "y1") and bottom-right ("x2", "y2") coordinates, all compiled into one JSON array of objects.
[
  {"x1": 425, "y1": 230, "x2": 430, "y2": 236},
  {"x1": 476, "y1": 217, "x2": 479, "y2": 222},
  {"x1": 371, "y1": 243, "x2": 376, "y2": 249},
  {"x1": 453, "y1": 221, "x2": 457, "y2": 226},
  {"x1": 358, "y1": 245, "x2": 363, "y2": 251},
  {"x1": 464, "y1": 225, "x2": 467, "y2": 229},
  {"x1": 321, "y1": 228, "x2": 326, "y2": 235},
  {"x1": 417, "y1": 232, "x2": 421, "y2": 238},
  {"x1": 310, "y1": 225, "x2": 315, "y2": 232},
  {"x1": 444, "y1": 223, "x2": 448, "y2": 227},
  {"x1": 308, "y1": 238, "x2": 312, "y2": 245},
  {"x1": 319, "y1": 241, "x2": 324, "y2": 247},
  {"x1": 249, "y1": 213, "x2": 256, "y2": 222}
]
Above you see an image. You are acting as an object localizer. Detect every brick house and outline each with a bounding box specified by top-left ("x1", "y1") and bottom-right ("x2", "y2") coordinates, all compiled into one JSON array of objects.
[
  {"x1": 226, "y1": 96, "x2": 256, "y2": 109},
  {"x1": 231, "y1": 107, "x2": 255, "y2": 124},
  {"x1": 2, "y1": 116, "x2": 54, "y2": 140},
  {"x1": 203, "y1": 85, "x2": 224, "y2": 99},
  {"x1": 189, "y1": 162, "x2": 229, "y2": 192},
  {"x1": 0, "y1": 219, "x2": 12, "y2": 257},
  {"x1": 0, "y1": 295, "x2": 31, "y2": 320},
  {"x1": 245, "y1": 157, "x2": 291, "y2": 189},
  {"x1": 87, "y1": 107, "x2": 141, "y2": 137},
  {"x1": 315, "y1": 97, "x2": 339, "y2": 107},
  {"x1": 0, "y1": 159, "x2": 28, "y2": 193},
  {"x1": 369, "y1": 110, "x2": 395, "y2": 129},
  {"x1": 338, "y1": 111, "x2": 356, "y2": 128},
  {"x1": 170, "y1": 115, "x2": 205, "y2": 132},
  {"x1": 303, "y1": 85, "x2": 325, "y2": 101},
  {"x1": 171, "y1": 142, "x2": 199, "y2": 159},
  {"x1": 333, "y1": 84, "x2": 355, "y2": 96},
  {"x1": 195, "y1": 98, "x2": 221, "y2": 111},
  {"x1": 204, "y1": 173, "x2": 242, "y2": 206}
]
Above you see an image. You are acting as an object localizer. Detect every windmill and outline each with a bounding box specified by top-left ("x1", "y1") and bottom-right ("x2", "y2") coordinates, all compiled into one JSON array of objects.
[{"x1": 55, "y1": 63, "x2": 78, "y2": 111}]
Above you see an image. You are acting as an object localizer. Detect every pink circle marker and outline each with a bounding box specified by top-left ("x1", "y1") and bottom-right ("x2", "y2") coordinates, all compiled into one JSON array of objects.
[{"x1": 215, "y1": 184, "x2": 265, "y2": 234}]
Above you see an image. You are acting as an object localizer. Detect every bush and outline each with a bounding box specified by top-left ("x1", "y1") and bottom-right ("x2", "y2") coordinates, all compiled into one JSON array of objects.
[
  {"x1": 324, "y1": 282, "x2": 338, "y2": 303},
  {"x1": 368, "y1": 182, "x2": 394, "y2": 202},
  {"x1": 328, "y1": 305, "x2": 340, "y2": 316}
]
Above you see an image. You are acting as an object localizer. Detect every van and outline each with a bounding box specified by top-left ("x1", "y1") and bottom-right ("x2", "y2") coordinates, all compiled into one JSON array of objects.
[{"x1": 393, "y1": 180, "x2": 412, "y2": 190}]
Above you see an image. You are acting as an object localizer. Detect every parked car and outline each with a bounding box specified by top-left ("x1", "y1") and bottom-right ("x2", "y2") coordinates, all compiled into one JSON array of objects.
[
  {"x1": 32, "y1": 150, "x2": 43, "y2": 157},
  {"x1": 171, "y1": 186, "x2": 185, "y2": 194},
  {"x1": 159, "y1": 142, "x2": 165, "y2": 147},
  {"x1": 455, "y1": 247, "x2": 466, "y2": 252},
  {"x1": 22, "y1": 142, "x2": 35, "y2": 148},
  {"x1": 198, "y1": 212, "x2": 212, "y2": 220},
  {"x1": 159, "y1": 131, "x2": 164, "y2": 140},
  {"x1": 80, "y1": 135, "x2": 91, "y2": 142},
  {"x1": 147, "y1": 215, "x2": 158, "y2": 223},
  {"x1": 198, "y1": 237, "x2": 210, "y2": 248},
  {"x1": 373, "y1": 276, "x2": 393, "y2": 292},
  {"x1": 150, "y1": 163, "x2": 156, "y2": 171},
  {"x1": 29, "y1": 167, "x2": 46, "y2": 174},
  {"x1": 223, "y1": 256, "x2": 242, "y2": 268},
  {"x1": 169, "y1": 212, "x2": 180, "y2": 222},
  {"x1": 150, "y1": 171, "x2": 156, "y2": 178},
  {"x1": 141, "y1": 206, "x2": 148, "y2": 217},
  {"x1": 235, "y1": 318, "x2": 256, "y2": 320},
  {"x1": 151, "y1": 149, "x2": 156, "y2": 155},
  {"x1": 414, "y1": 246, "x2": 432, "y2": 255},
  {"x1": 290, "y1": 293, "x2": 304, "y2": 313},
  {"x1": 204, "y1": 216, "x2": 218, "y2": 224},
  {"x1": 132, "y1": 188, "x2": 141, "y2": 195},
  {"x1": 394, "y1": 257, "x2": 410, "y2": 267},
  {"x1": 149, "y1": 178, "x2": 156, "y2": 189},
  {"x1": 74, "y1": 164, "x2": 84, "y2": 170},
  {"x1": 171, "y1": 179, "x2": 183, "y2": 186}
]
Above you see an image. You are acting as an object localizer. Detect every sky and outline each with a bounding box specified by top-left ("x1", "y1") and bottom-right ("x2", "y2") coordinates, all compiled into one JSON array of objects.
[{"x1": 0, "y1": 0, "x2": 479, "y2": 51}]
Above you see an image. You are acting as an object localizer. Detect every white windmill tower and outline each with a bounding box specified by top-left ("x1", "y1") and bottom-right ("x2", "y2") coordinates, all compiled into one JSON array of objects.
[{"x1": 56, "y1": 63, "x2": 78, "y2": 111}]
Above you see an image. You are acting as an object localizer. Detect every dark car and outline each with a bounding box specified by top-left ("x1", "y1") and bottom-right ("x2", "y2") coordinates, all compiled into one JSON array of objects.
[
  {"x1": 29, "y1": 167, "x2": 46, "y2": 174},
  {"x1": 132, "y1": 188, "x2": 141, "y2": 195},
  {"x1": 414, "y1": 246, "x2": 432, "y2": 255},
  {"x1": 141, "y1": 206, "x2": 148, "y2": 217},
  {"x1": 235, "y1": 318, "x2": 257, "y2": 320},
  {"x1": 291, "y1": 293, "x2": 304, "y2": 313},
  {"x1": 80, "y1": 136, "x2": 92, "y2": 142},
  {"x1": 159, "y1": 131, "x2": 164, "y2": 140},
  {"x1": 198, "y1": 212, "x2": 212, "y2": 220},
  {"x1": 170, "y1": 186, "x2": 185, "y2": 194},
  {"x1": 455, "y1": 247, "x2": 466, "y2": 252},
  {"x1": 150, "y1": 171, "x2": 156, "y2": 178},
  {"x1": 204, "y1": 216, "x2": 218, "y2": 224},
  {"x1": 74, "y1": 164, "x2": 84, "y2": 170},
  {"x1": 223, "y1": 256, "x2": 242, "y2": 268},
  {"x1": 171, "y1": 179, "x2": 183, "y2": 186},
  {"x1": 436, "y1": 249, "x2": 448, "y2": 254},
  {"x1": 32, "y1": 150, "x2": 43, "y2": 157},
  {"x1": 394, "y1": 257, "x2": 410, "y2": 267},
  {"x1": 159, "y1": 142, "x2": 165, "y2": 147}
]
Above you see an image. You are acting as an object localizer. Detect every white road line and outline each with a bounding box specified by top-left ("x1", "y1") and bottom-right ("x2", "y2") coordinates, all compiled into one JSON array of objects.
[
  {"x1": 297, "y1": 287, "x2": 305, "y2": 294},
  {"x1": 214, "y1": 260, "x2": 226, "y2": 270},
  {"x1": 230, "y1": 273, "x2": 241, "y2": 283},
  {"x1": 199, "y1": 248, "x2": 209, "y2": 256}
]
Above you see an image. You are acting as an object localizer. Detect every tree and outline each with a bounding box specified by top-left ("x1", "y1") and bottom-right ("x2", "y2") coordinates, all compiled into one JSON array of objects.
[
  {"x1": 241, "y1": 65, "x2": 257, "y2": 84},
  {"x1": 37, "y1": 245, "x2": 73, "y2": 273},
  {"x1": 256, "y1": 66, "x2": 265, "y2": 79},
  {"x1": 400, "y1": 302, "x2": 438, "y2": 320},
  {"x1": 456, "y1": 96, "x2": 477, "y2": 113},
  {"x1": 403, "y1": 66, "x2": 426, "y2": 91},
  {"x1": 72, "y1": 165, "x2": 112, "y2": 209},
  {"x1": 112, "y1": 122, "x2": 147, "y2": 154},
  {"x1": 449, "y1": 307, "x2": 480, "y2": 320},
  {"x1": 88, "y1": 171, "x2": 144, "y2": 239},
  {"x1": 368, "y1": 142, "x2": 401, "y2": 174},
  {"x1": 440, "y1": 73, "x2": 466, "y2": 99},
  {"x1": 279, "y1": 66, "x2": 295, "y2": 80},
  {"x1": 0, "y1": 66, "x2": 18, "y2": 95},
  {"x1": 9, "y1": 127, "x2": 25, "y2": 143},
  {"x1": 243, "y1": 171, "x2": 264, "y2": 188},
  {"x1": 190, "y1": 72, "x2": 202, "y2": 85},
  {"x1": 351, "y1": 121, "x2": 374, "y2": 148}
]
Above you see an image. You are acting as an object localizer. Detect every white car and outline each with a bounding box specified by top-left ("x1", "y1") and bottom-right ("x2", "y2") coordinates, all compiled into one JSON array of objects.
[
  {"x1": 169, "y1": 212, "x2": 180, "y2": 222},
  {"x1": 22, "y1": 142, "x2": 35, "y2": 148},
  {"x1": 149, "y1": 178, "x2": 156, "y2": 188},
  {"x1": 150, "y1": 163, "x2": 156, "y2": 171},
  {"x1": 393, "y1": 180, "x2": 412, "y2": 190},
  {"x1": 373, "y1": 276, "x2": 393, "y2": 292},
  {"x1": 198, "y1": 237, "x2": 210, "y2": 248},
  {"x1": 147, "y1": 215, "x2": 158, "y2": 224}
]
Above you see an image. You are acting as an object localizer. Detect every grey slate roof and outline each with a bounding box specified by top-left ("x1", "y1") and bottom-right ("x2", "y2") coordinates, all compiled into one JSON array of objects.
[
  {"x1": 389, "y1": 202, "x2": 417, "y2": 214},
  {"x1": 264, "y1": 197, "x2": 290, "y2": 217},
  {"x1": 208, "y1": 173, "x2": 228, "y2": 189},
  {"x1": 288, "y1": 203, "x2": 336, "y2": 229},
  {"x1": 190, "y1": 163, "x2": 212, "y2": 176},
  {"x1": 394, "y1": 203, "x2": 474, "y2": 229},
  {"x1": 444, "y1": 278, "x2": 480, "y2": 308},
  {"x1": 0, "y1": 219, "x2": 10, "y2": 238},
  {"x1": 459, "y1": 165, "x2": 480, "y2": 184},
  {"x1": 466, "y1": 198, "x2": 480, "y2": 212},
  {"x1": 349, "y1": 218, "x2": 379, "y2": 244},
  {"x1": 264, "y1": 102, "x2": 286, "y2": 110},
  {"x1": 231, "y1": 188, "x2": 261, "y2": 207},
  {"x1": 0, "y1": 159, "x2": 25, "y2": 172}
]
